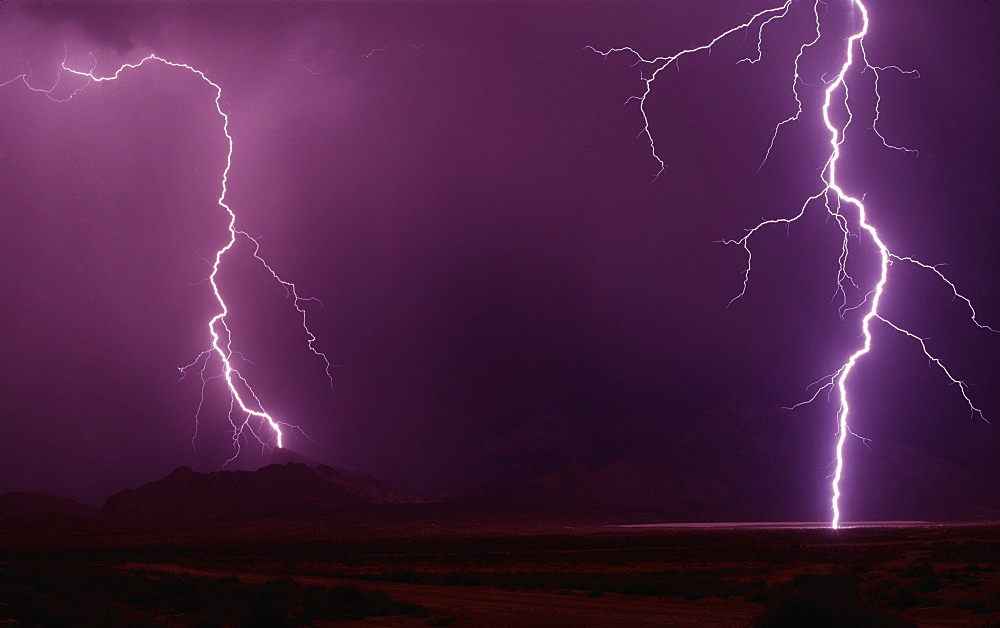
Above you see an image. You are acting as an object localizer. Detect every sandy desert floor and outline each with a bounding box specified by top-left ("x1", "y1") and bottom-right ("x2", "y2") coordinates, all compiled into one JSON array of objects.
[{"x1": 2, "y1": 516, "x2": 999, "y2": 626}]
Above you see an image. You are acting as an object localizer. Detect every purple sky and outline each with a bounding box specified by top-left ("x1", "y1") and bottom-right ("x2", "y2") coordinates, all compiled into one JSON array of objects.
[{"x1": 1, "y1": 0, "x2": 997, "y2": 508}]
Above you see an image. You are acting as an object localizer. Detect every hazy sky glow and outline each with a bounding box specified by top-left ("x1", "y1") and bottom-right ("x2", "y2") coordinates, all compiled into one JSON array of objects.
[{"x1": 1, "y1": 1, "x2": 996, "y2": 515}]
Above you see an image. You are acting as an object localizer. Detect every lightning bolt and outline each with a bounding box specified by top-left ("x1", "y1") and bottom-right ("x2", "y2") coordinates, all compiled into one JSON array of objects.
[
  {"x1": 591, "y1": 1, "x2": 996, "y2": 528},
  {"x1": 5, "y1": 52, "x2": 333, "y2": 461}
]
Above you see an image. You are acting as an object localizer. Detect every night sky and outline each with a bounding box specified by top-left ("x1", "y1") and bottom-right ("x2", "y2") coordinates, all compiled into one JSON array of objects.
[{"x1": 1, "y1": 0, "x2": 997, "y2": 510}]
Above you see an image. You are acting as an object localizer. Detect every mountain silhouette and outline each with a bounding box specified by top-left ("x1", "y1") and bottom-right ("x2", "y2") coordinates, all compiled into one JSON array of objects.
[
  {"x1": 0, "y1": 490, "x2": 100, "y2": 527},
  {"x1": 102, "y1": 457, "x2": 413, "y2": 521}
]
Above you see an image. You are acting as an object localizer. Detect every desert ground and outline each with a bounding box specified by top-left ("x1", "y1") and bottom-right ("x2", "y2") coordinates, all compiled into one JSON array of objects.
[{"x1": 2, "y1": 512, "x2": 999, "y2": 626}]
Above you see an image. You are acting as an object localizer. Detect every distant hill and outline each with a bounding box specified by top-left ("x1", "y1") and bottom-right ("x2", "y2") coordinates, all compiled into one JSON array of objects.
[
  {"x1": 0, "y1": 490, "x2": 100, "y2": 527},
  {"x1": 477, "y1": 398, "x2": 1000, "y2": 522},
  {"x1": 268, "y1": 448, "x2": 415, "y2": 506},
  {"x1": 102, "y1": 458, "x2": 418, "y2": 521}
]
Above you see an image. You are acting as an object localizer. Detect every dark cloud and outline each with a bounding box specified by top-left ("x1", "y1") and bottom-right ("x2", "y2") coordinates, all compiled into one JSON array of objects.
[{"x1": 17, "y1": 2, "x2": 144, "y2": 54}]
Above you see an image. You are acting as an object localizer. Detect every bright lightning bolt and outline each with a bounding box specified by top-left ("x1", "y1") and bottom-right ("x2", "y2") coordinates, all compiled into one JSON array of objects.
[
  {"x1": 591, "y1": 1, "x2": 996, "y2": 529},
  {"x1": 5, "y1": 52, "x2": 333, "y2": 460}
]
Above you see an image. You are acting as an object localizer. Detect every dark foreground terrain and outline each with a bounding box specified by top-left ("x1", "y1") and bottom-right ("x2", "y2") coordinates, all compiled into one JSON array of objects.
[{"x1": 2, "y1": 513, "x2": 999, "y2": 627}]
